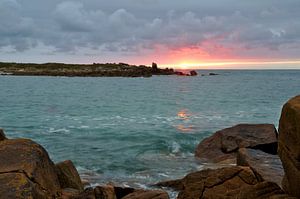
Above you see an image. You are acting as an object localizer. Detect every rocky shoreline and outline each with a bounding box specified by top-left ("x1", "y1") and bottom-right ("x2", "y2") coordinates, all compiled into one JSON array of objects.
[
  {"x1": 1, "y1": 95, "x2": 300, "y2": 198},
  {"x1": 0, "y1": 62, "x2": 175, "y2": 77}
]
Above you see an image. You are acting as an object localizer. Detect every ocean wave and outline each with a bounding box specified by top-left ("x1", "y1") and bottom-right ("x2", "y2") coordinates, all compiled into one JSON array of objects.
[
  {"x1": 48, "y1": 127, "x2": 70, "y2": 134},
  {"x1": 169, "y1": 141, "x2": 181, "y2": 154},
  {"x1": 79, "y1": 125, "x2": 90, "y2": 129}
]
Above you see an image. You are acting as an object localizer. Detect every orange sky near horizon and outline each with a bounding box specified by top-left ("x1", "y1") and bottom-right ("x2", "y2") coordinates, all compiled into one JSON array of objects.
[
  {"x1": 126, "y1": 43, "x2": 300, "y2": 69},
  {"x1": 165, "y1": 60, "x2": 300, "y2": 70}
]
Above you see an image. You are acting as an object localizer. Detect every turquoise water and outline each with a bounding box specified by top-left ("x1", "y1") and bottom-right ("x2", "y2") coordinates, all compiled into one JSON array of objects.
[{"x1": 0, "y1": 70, "x2": 300, "y2": 188}]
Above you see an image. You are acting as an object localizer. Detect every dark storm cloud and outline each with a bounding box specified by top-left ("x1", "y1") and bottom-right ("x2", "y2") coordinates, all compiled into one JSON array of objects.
[
  {"x1": 0, "y1": 0, "x2": 300, "y2": 60},
  {"x1": 0, "y1": 0, "x2": 37, "y2": 51}
]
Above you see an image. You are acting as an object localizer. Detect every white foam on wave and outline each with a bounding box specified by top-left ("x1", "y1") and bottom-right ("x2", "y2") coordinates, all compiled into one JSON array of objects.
[
  {"x1": 133, "y1": 182, "x2": 148, "y2": 189},
  {"x1": 170, "y1": 141, "x2": 181, "y2": 154},
  {"x1": 48, "y1": 127, "x2": 70, "y2": 133},
  {"x1": 158, "y1": 173, "x2": 169, "y2": 177}
]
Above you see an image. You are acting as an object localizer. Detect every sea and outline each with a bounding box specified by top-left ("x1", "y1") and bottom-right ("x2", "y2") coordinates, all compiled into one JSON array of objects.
[{"x1": 0, "y1": 70, "x2": 299, "y2": 195}]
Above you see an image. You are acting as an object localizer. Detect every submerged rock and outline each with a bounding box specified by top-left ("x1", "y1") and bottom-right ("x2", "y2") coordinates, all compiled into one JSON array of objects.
[
  {"x1": 237, "y1": 148, "x2": 284, "y2": 187},
  {"x1": 208, "y1": 72, "x2": 218, "y2": 76},
  {"x1": 278, "y1": 95, "x2": 300, "y2": 197},
  {"x1": 195, "y1": 124, "x2": 278, "y2": 163},
  {"x1": 56, "y1": 160, "x2": 84, "y2": 192}
]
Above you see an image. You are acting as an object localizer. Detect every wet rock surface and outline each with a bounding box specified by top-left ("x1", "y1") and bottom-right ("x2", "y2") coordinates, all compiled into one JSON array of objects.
[
  {"x1": 195, "y1": 124, "x2": 278, "y2": 163},
  {"x1": 237, "y1": 148, "x2": 284, "y2": 187}
]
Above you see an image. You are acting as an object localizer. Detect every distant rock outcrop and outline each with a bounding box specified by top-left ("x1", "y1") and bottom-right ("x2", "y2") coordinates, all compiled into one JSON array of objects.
[
  {"x1": 174, "y1": 70, "x2": 198, "y2": 76},
  {"x1": 190, "y1": 70, "x2": 197, "y2": 76},
  {"x1": 195, "y1": 124, "x2": 278, "y2": 164},
  {"x1": 278, "y1": 95, "x2": 300, "y2": 197},
  {"x1": 0, "y1": 62, "x2": 175, "y2": 77},
  {"x1": 152, "y1": 62, "x2": 158, "y2": 72},
  {"x1": 208, "y1": 72, "x2": 218, "y2": 76}
]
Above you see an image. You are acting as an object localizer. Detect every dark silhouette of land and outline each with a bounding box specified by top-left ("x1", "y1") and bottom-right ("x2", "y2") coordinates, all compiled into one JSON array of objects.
[{"x1": 0, "y1": 62, "x2": 175, "y2": 77}]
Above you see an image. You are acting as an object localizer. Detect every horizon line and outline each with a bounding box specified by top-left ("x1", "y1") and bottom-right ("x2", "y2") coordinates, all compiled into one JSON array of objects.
[
  {"x1": 161, "y1": 60, "x2": 300, "y2": 69},
  {"x1": 2, "y1": 60, "x2": 300, "y2": 70}
]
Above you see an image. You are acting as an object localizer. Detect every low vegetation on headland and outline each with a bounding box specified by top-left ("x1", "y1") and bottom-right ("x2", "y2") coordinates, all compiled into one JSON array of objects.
[{"x1": 0, "y1": 62, "x2": 175, "y2": 77}]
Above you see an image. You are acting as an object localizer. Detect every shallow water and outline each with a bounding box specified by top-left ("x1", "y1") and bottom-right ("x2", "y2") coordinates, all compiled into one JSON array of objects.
[{"x1": 0, "y1": 70, "x2": 300, "y2": 190}]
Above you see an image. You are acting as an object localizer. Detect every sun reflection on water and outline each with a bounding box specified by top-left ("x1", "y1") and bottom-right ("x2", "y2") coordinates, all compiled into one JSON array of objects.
[
  {"x1": 175, "y1": 109, "x2": 194, "y2": 133},
  {"x1": 176, "y1": 124, "x2": 194, "y2": 132},
  {"x1": 177, "y1": 109, "x2": 190, "y2": 120}
]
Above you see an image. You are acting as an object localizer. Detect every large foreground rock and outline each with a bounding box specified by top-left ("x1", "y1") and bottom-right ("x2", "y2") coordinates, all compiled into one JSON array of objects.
[
  {"x1": 157, "y1": 166, "x2": 263, "y2": 199},
  {"x1": 278, "y1": 95, "x2": 300, "y2": 197},
  {"x1": 156, "y1": 166, "x2": 293, "y2": 199},
  {"x1": 0, "y1": 138, "x2": 61, "y2": 197},
  {"x1": 195, "y1": 124, "x2": 278, "y2": 163},
  {"x1": 237, "y1": 148, "x2": 284, "y2": 187}
]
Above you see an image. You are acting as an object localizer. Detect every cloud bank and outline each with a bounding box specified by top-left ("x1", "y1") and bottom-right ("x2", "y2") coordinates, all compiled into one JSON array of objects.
[{"x1": 0, "y1": 0, "x2": 300, "y2": 65}]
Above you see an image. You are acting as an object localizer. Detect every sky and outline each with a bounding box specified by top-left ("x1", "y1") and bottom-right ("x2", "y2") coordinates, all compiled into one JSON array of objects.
[{"x1": 1, "y1": 0, "x2": 300, "y2": 69}]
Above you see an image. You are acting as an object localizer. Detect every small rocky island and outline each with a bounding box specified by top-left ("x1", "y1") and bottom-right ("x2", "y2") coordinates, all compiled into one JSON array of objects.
[
  {"x1": 1, "y1": 96, "x2": 300, "y2": 198},
  {"x1": 0, "y1": 62, "x2": 175, "y2": 77}
]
